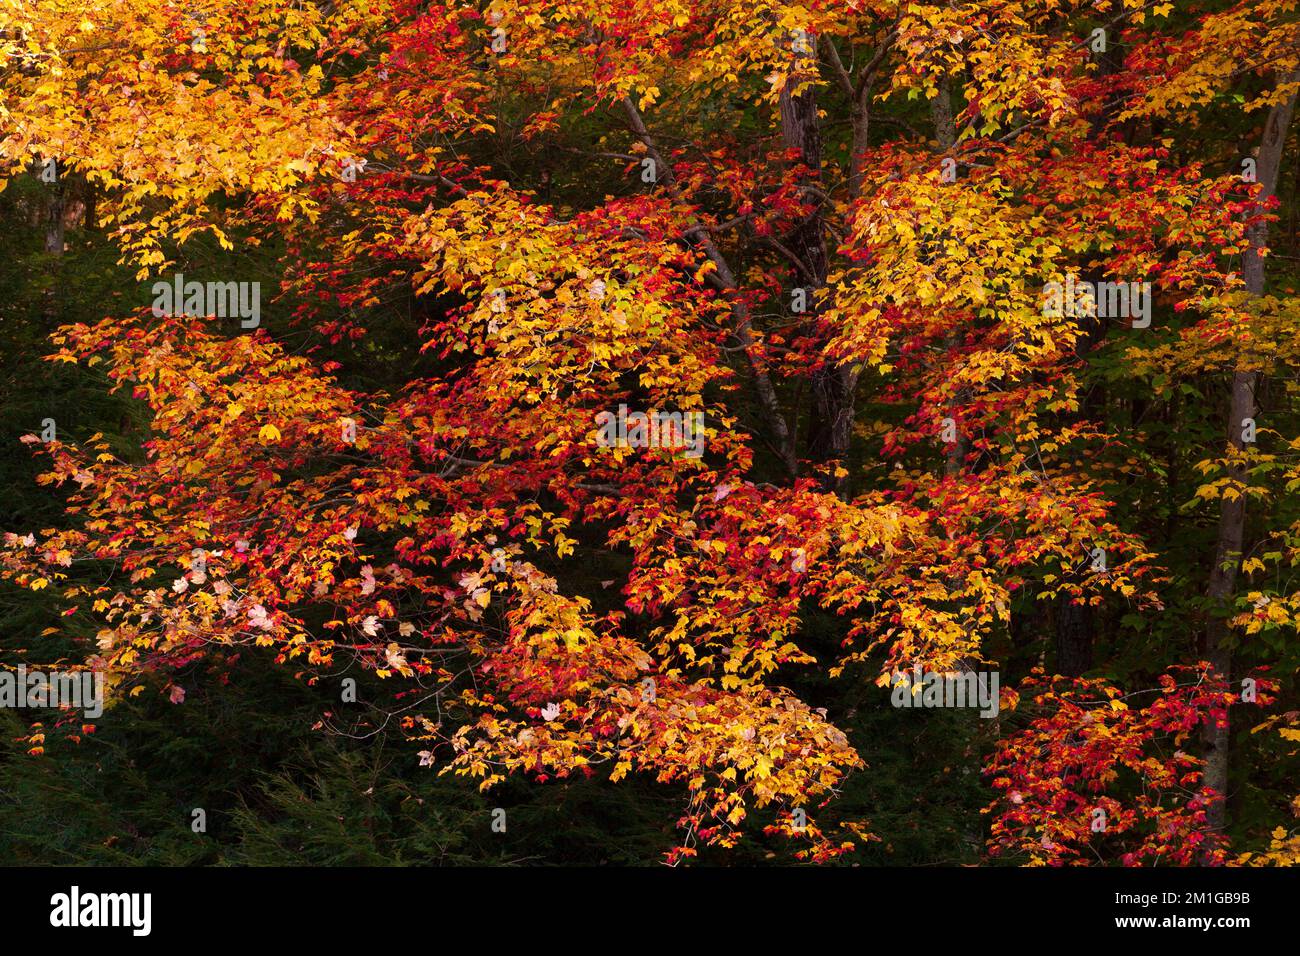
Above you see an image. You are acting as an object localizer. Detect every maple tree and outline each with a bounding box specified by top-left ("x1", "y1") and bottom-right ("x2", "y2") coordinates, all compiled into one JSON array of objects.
[{"x1": 1, "y1": 0, "x2": 1299, "y2": 865}]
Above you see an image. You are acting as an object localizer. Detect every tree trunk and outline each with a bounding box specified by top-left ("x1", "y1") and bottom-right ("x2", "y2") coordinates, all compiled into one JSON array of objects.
[
  {"x1": 1201, "y1": 75, "x2": 1298, "y2": 847},
  {"x1": 1054, "y1": 596, "x2": 1095, "y2": 676},
  {"x1": 44, "y1": 183, "x2": 65, "y2": 254},
  {"x1": 780, "y1": 75, "x2": 856, "y2": 493},
  {"x1": 43, "y1": 173, "x2": 65, "y2": 323}
]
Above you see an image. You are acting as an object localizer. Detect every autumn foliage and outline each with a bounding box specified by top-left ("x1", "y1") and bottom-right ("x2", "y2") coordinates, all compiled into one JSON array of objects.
[{"x1": 2, "y1": 0, "x2": 1299, "y2": 864}]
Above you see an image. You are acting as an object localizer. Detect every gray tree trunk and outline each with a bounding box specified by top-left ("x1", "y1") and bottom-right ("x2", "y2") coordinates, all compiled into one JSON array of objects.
[{"x1": 1201, "y1": 75, "x2": 1297, "y2": 847}]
